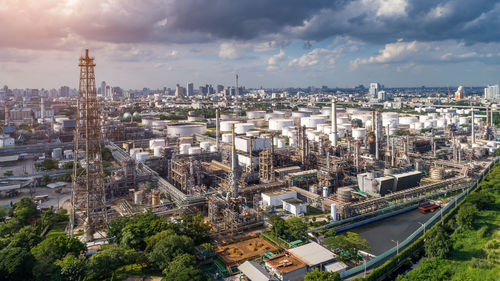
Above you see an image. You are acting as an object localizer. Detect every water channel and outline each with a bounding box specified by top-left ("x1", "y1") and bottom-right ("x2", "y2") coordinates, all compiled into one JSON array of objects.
[{"x1": 347, "y1": 208, "x2": 437, "y2": 255}]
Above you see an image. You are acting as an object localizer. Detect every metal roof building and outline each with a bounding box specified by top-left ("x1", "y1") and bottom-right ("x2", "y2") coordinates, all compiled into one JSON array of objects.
[
  {"x1": 238, "y1": 261, "x2": 278, "y2": 281},
  {"x1": 287, "y1": 242, "x2": 336, "y2": 270}
]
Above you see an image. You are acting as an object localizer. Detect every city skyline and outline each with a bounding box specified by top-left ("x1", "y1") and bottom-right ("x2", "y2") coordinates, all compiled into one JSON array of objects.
[{"x1": 1, "y1": 0, "x2": 500, "y2": 89}]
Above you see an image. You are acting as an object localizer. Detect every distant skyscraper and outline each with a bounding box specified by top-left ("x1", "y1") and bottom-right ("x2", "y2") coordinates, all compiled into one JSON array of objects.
[
  {"x1": 100, "y1": 81, "x2": 106, "y2": 96},
  {"x1": 484, "y1": 85, "x2": 499, "y2": 101},
  {"x1": 369, "y1": 83, "x2": 379, "y2": 98},
  {"x1": 216, "y1": 84, "x2": 224, "y2": 93},
  {"x1": 60, "y1": 86, "x2": 70, "y2": 97},
  {"x1": 187, "y1": 82, "x2": 194, "y2": 96},
  {"x1": 175, "y1": 84, "x2": 185, "y2": 97}
]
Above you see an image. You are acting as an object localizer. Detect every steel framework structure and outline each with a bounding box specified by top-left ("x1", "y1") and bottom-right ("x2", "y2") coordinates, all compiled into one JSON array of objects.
[{"x1": 70, "y1": 49, "x2": 107, "y2": 241}]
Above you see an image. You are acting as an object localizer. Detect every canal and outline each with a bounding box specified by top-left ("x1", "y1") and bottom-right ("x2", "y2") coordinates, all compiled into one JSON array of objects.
[{"x1": 348, "y1": 208, "x2": 437, "y2": 255}]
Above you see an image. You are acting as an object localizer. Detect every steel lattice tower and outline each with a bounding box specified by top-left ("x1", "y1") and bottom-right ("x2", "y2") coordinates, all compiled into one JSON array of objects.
[{"x1": 70, "y1": 49, "x2": 107, "y2": 241}]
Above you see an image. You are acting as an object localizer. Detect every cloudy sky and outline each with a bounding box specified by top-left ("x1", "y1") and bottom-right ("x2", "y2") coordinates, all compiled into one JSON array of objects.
[{"x1": 1, "y1": 0, "x2": 499, "y2": 89}]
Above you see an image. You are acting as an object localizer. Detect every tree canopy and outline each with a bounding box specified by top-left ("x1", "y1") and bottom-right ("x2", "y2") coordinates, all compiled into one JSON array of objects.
[{"x1": 305, "y1": 268, "x2": 341, "y2": 281}]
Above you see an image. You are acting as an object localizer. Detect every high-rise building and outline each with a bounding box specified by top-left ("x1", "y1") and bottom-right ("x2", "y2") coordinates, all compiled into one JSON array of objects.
[
  {"x1": 187, "y1": 82, "x2": 194, "y2": 96},
  {"x1": 484, "y1": 85, "x2": 499, "y2": 101},
  {"x1": 100, "y1": 81, "x2": 106, "y2": 96},
  {"x1": 216, "y1": 84, "x2": 224, "y2": 93},
  {"x1": 175, "y1": 84, "x2": 185, "y2": 97},
  {"x1": 60, "y1": 86, "x2": 70, "y2": 97},
  {"x1": 369, "y1": 83, "x2": 379, "y2": 98}
]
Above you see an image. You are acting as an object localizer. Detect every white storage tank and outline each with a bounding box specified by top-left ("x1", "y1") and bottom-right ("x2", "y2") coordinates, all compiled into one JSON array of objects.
[
  {"x1": 246, "y1": 131, "x2": 260, "y2": 137},
  {"x1": 210, "y1": 145, "x2": 218, "y2": 152},
  {"x1": 301, "y1": 116, "x2": 327, "y2": 128},
  {"x1": 246, "y1": 111, "x2": 266, "y2": 119},
  {"x1": 167, "y1": 123, "x2": 207, "y2": 137},
  {"x1": 265, "y1": 112, "x2": 286, "y2": 120},
  {"x1": 235, "y1": 123, "x2": 255, "y2": 134},
  {"x1": 339, "y1": 124, "x2": 352, "y2": 133},
  {"x1": 269, "y1": 118, "x2": 294, "y2": 130},
  {"x1": 292, "y1": 111, "x2": 312, "y2": 118},
  {"x1": 322, "y1": 186, "x2": 328, "y2": 198},
  {"x1": 153, "y1": 146, "x2": 163, "y2": 157},
  {"x1": 136, "y1": 152, "x2": 150, "y2": 162},
  {"x1": 399, "y1": 116, "x2": 418, "y2": 125},
  {"x1": 222, "y1": 133, "x2": 232, "y2": 143},
  {"x1": 436, "y1": 118, "x2": 446, "y2": 128},
  {"x1": 289, "y1": 138, "x2": 297, "y2": 147},
  {"x1": 352, "y1": 128, "x2": 366, "y2": 139},
  {"x1": 179, "y1": 144, "x2": 191, "y2": 155},
  {"x1": 459, "y1": 117, "x2": 468, "y2": 125},
  {"x1": 414, "y1": 122, "x2": 423, "y2": 130},
  {"x1": 200, "y1": 142, "x2": 211, "y2": 150},
  {"x1": 337, "y1": 116, "x2": 349, "y2": 125},
  {"x1": 220, "y1": 113, "x2": 236, "y2": 120},
  {"x1": 220, "y1": 121, "x2": 240, "y2": 132},
  {"x1": 149, "y1": 138, "x2": 166, "y2": 149},
  {"x1": 189, "y1": 147, "x2": 201, "y2": 155}
]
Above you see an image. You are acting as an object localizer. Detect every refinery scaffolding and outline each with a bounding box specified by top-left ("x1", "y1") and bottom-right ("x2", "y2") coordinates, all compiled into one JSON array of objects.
[{"x1": 69, "y1": 49, "x2": 108, "y2": 241}]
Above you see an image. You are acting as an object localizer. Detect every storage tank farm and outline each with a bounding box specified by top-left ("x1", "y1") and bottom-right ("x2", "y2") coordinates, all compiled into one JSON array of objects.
[{"x1": 97, "y1": 86, "x2": 496, "y2": 253}]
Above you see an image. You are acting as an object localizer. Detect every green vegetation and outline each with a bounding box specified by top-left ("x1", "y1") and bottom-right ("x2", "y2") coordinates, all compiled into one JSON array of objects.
[
  {"x1": 399, "y1": 162, "x2": 500, "y2": 281},
  {"x1": 0, "y1": 197, "x2": 212, "y2": 280},
  {"x1": 35, "y1": 159, "x2": 58, "y2": 171},
  {"x1": 305, "y1": 268, "x2": 341, "y2": 281},
  {"x1": 3, "y1": 170, "x2": 13, "y2": 177},
  {"x1": 324, "y1": 232, "x2": 370, "y2": 262},
  {"x1": 269, "y1": 215, "x2": 308, "y2": 241}
]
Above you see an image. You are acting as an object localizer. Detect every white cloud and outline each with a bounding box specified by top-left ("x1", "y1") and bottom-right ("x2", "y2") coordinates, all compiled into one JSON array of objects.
[
  {"x1": 218, "y1": 42, "x2": 253, "y2": 59},
  {"x1": 289, "y1": 48, "x2": 341, "y2": 68},
  {"x1": 266, "y1": 49, "x2": 287, "y2": 71}
]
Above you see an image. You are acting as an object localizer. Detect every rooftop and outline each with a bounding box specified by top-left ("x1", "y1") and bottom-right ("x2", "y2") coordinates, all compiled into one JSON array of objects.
[
  {"x1": 265, "y1": 253, "x2": 306, "y2": 274},
  {"x1": 288, "y1": 242, "x2": 336, "y2": 266},
  {"x1": 262, "y1": 189, "x2": 295, "y2": 197},
  {"x1": 238, "y1": 261, "x2": 276, "y2": 281},
  {"x1": 282, "y1": 198, "x2": 304, "y2": 205}
]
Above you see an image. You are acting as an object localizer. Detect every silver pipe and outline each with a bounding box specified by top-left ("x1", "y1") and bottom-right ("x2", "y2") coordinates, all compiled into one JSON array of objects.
[{"x1": 331, "y1": 100, "x2": 338, "y2": 146}]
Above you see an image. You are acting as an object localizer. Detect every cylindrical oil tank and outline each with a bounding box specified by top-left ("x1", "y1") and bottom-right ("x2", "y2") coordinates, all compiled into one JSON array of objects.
[
  {"x1": 414, "y1": 122, "x2": 423, "y2": 130},
  {"x1": 399, "y1": 116, "x2": 418, "y2": 125},
  {"x1": 246, "y1": 131, "x2": 260, "y2": 137},
  {"x1": 337, "y1": 116, "x2": 349, "y2": 125},
  {"x1": 221, "y1": 133, "x2": 232, "y2": 143},
  {"x1": 265, "y1": 112, "x2": 286, "y2": 121},
  {"x1": 151, "y1": 191, "x2": 160, "y2": 205},
  {"x1": 167, "y1": 123, "x2": 207, "y2": 137},
  {"x1": 189, "y1": 147, "x2": 201, "y2": 155},
  {"x1": 134, "y1": 191, "x2": 143, "y2": 204},
  {"x1": 235, "y1": 123, "x2": 255, "y2": 134},
  {"x1": 220, "y1": 121, "x2": 240, "y2": 132},
  {"x1": 269, "y1": 118, "x2": 294, "y2": 130},
  {"x1": 352, "y1": 128, "x2": 366, "y2": 139},
  {"x1": 220, "y1": 113, "x2": 236, "y2": 120},
  {"x1": 301, "y1": 116, "x2": 327, "y2": 128},
  {"x1": 292, "y1": 111, "x2": 312, "y2": 118},
  {"x1": 200, "y1": 141, "x2": 211, "y2": 150},
  {"x1": 430, "y1": 167, "x2": 444, "y2": 180},
  {"x1": 337, "y1": 188, "x2": 352, "y2": 203},
  {"x1": 210, "y1": 145, "x2": 218, "y2": 152},
  {"x1": 322, "y1": 187, "x2": 329, "y2": 198},
  {"x1": 179, "y1": 143, "x2": 191, "y2": 154},
  {"x1": 246, "y1": 111, "x2": 266, "y2": 119},
  {"x1": 153, "y1": 146, "x2": 163, "y2": 157}
]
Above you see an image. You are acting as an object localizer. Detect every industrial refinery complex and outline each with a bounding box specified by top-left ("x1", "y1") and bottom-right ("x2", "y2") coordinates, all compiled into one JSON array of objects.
[{"x1": 0, "y1": 50, "x2": 498, "y2": 281}]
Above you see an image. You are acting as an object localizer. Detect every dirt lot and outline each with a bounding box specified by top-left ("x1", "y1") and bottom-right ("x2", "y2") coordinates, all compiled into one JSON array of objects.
[{"x1": 216, "y1": 236, "x2": 277, "y2": 264}]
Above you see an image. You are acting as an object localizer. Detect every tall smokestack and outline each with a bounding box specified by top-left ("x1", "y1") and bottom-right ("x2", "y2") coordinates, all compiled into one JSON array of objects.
[
  {"x1": 375, "y1": 111, "x2": 380, "y2": 160},
  {"x1": 471, "y1": 108, "x2": 475, "y2": 144},
  {"x1": 231, "y1": 124, "x2": 238, "y2": 198},
  {"x1": 235, "y1": 74, "x2": 239, "y2": 97},
  {"x1": 216, "y1": 108, "x2": 220, "y2": 150},
  {"x1": 331, "y1": 99, "x2": 338, "y2": 146}
]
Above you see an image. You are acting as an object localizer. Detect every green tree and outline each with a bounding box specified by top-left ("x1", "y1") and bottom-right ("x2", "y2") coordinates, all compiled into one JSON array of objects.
[
  {"x1": 178, "y1": 213, "x2": 211, "y2": 244},
  {"x1": 0, "y1": 246, "x2": 35, "y2": 281},
  {"x1": 305, "y1": 268, "x2": 341, "y2": 281},
  {"x1": 286, "y1": 217, "x2": 308, "y2": 240},
  {"x1": 425, "y1": 226, "x2": 452, "y2": 258},
  {"x1": 31, "y1": 235, "x2": 86, "y2": 267},
  {"x1": 14, "y1": 197, "x2": 38, "y2": 223},
  {"x1": 148, "y1": 233, "x2": 194, "y2": 270},
  {"x1": 87, "y1": 245, "x2": 138, "y2": 280},
  {"x1": 54, "y1": 254, "x2": 87, "y2": 281},
  {"x1": 456, "y1": 203, "x2": 478, "y2": 230},
  {"x1": 324, "y1": 232, "x2": 370, "y2": 262},
  {"x1": 107, "y1": 216, "x2": 129, "y2": 243},
  {"x1": 145, "y1": 229, "x2": 176, "y2": 252},
  {"x1": 467, "y1": 191, "x2": 495, "y2": 209},
  {"x1": 3, "y1": 170, "x2": 13, "y2": 177},
  {"x1": 269, "y1": 215, "x2": 287, "y2": 238},
  {"x1": 163, "y1": 253, "x2": 206, "y2": 281},
  {"x1": 8, "y1": 226, "x2": 41, "y2": 249}
]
